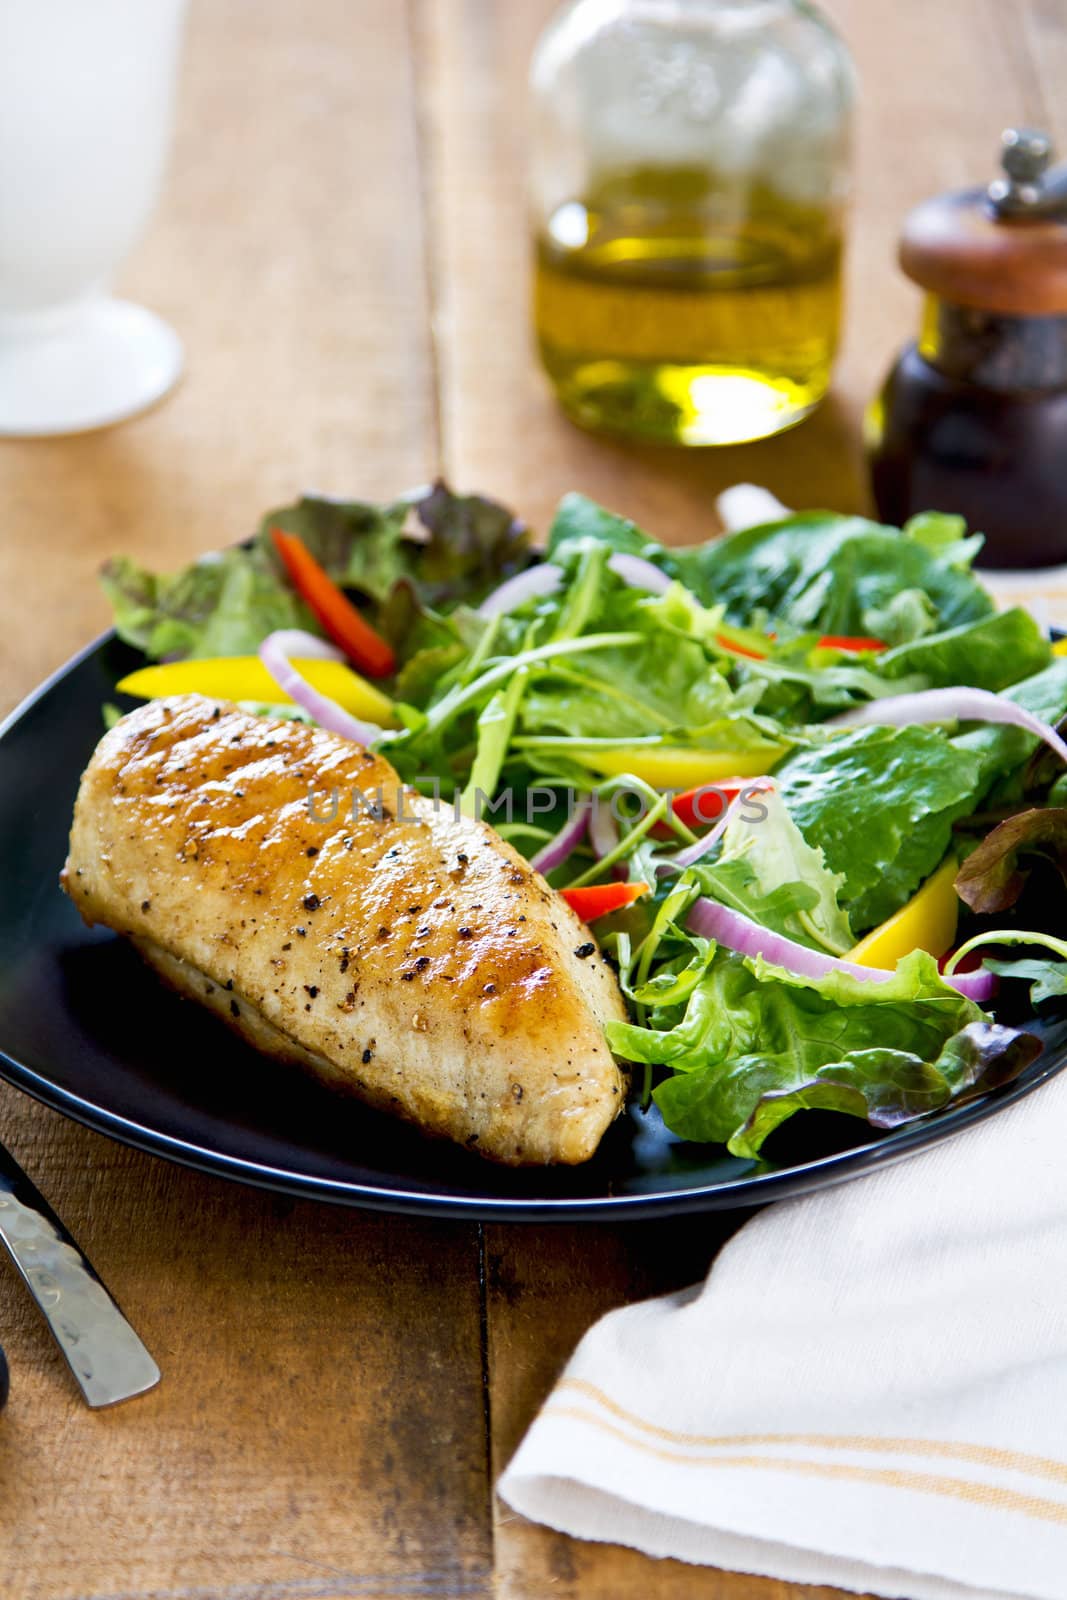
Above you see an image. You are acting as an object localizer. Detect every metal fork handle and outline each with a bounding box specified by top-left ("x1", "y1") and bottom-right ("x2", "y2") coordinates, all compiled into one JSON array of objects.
[{"x1": 0, "y1": 1140, "x2": 160, "y2": 1407}]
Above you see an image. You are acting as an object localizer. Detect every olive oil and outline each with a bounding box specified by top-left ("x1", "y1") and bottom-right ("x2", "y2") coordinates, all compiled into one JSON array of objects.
[{"x1": 534, "y1": 168, "x2": 843, "y2": 446}]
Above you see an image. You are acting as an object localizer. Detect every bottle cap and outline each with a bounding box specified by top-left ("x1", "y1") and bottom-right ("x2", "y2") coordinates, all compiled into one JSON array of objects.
[{"x1": 900, "y1": 129, "x2": 1067, "y2": 315}]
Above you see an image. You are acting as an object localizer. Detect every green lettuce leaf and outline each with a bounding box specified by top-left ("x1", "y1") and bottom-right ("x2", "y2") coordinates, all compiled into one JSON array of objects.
[
  {"x1": 862, "y1": 588, "x2": 941, "y2": 648},
  {"x1": 952, "y1": 661, "x2": 1067, "y2": 797},
  {"x1": 547, "y1": 493, "x2": 672, "y2": 566},
  {"x1": 902, "y1": 510, "x2": 985, "y2": 567},
  {"x1": 776, "y1": 726, "x2": 983, "y2": 932},
  {"x1": 102, "y1": 482, "x2": 530, "y2": 666},
  {"x1": 876, "y1": 608, "x2": 1051, "y2": 692},
  {"x1": 100, "y1": 548, "x2": 316, "y2": 660},
  {"x1": 693, "y1": 789, "x2": 853, "y2": 954},
  {"x1": 547, "y1": 496, "x2": 994, "y2": 646},
  {"x1": 261, "y1": 482, "x2": 530, "y2": 611},
  {"x1": 664, "y1": 512, "x2": 992, "y2": 637},
  {"x1": 605, "y1": 949, "x2": 1038, "y2": 1158}
]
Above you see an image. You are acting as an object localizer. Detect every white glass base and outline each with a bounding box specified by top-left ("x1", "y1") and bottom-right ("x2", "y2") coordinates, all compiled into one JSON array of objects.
[{"x1": 0, "y1": 298, "x2": 183, "y2": 437}]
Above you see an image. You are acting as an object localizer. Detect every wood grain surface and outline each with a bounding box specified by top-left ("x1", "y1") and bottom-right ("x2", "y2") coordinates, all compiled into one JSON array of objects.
[{"x1": 0, "y1": 1, "x2": 1060, "y2": 1596}]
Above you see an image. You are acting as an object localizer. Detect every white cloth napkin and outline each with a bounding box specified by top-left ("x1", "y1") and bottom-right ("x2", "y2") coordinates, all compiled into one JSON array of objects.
[
  {"x1": 980, "y1": 565, "x2": 1067, "y2": 636},
  {"x1": 499, "y1": 1069, "x2": 1067, "y2": 1600}
]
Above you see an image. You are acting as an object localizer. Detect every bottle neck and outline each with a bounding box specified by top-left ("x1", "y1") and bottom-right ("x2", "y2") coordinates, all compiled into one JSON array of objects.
[{"x1": 919, "y1": 295, "x2": 1067, "y2": 391}]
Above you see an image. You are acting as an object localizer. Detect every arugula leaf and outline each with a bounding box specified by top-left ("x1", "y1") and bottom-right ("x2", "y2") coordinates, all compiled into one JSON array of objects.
[
  {"x1": 948, "y1": 929, "x2": 1067, "y2": 1008},
  {"x1": 728, "y1": 648, "x2": 923, "y2": 725},
  {"x1": 985, "y1": 957, "x2": 1067, "y2": 1006},
  {"x1": 460, "y1": 663, "x2": 531, "y2": 816},
  {"x1": 517, "y1": 583, "x2": 737, "y2": 740},
  {"x1": 518, "y1": 657, "x2": 730, "y2": 740},
  {"x1": 955, "y1": 807, "x2": 1067, "y2": 913},
  {"x1": 776, "y1": 726, "x2": 983, "y2": 932},
  {"x1": 388, "y1": 551, "x2": 791, "y2": 791},
  {"x1": 606, "y1": 949, "x2": 1038, "y2": 1158}
]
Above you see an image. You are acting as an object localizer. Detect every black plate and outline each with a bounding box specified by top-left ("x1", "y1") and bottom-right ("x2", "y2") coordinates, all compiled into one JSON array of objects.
[{"x1": 0, "y1": 634, "x2": 1064, "y2": 1221}]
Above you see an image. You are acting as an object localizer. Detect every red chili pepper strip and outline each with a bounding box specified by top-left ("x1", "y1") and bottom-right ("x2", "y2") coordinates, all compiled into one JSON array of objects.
[
  {"x1": 816, "y1": 635, "x2": 887, "y2": 653},
  {"x1": 560, "y1": 881, "x2": 649, "y2": 922},
  {"x1": 715, "y1": 632, "x2": 770, "y2": 661},
  {"x1": 651, "y1": 779, "x2": 775, "y2": 838},
  {"x1": 271, "y1": 527, "x2": 396, "y2": 678}
]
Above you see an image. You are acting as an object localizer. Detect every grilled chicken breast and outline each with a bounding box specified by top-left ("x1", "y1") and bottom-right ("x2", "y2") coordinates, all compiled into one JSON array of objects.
[{"x1": 62, "y1": 695, "x2": 628, "y2": 1164}]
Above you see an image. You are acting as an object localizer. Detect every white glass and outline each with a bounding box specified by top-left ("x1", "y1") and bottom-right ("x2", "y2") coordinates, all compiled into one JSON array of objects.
[{"x1": 0, "y1": 0, "x2": 188, "y2": 436}]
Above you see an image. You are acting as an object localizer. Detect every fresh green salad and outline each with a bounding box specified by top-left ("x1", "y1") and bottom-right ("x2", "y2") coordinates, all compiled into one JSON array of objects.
[{"x1": 103, "y1": 484, "x2": 1067, "y2": 1160}]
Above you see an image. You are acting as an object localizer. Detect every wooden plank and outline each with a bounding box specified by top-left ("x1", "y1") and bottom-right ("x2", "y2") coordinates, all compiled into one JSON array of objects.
[
  {"x1": 0, "y1": 1091, "x2": 490, "y2": 1600},
  {"x1": 416, "y1": 0, "x2": 1048, "y2": 1595},
  {"x1": 0, "y1": 3, "x2": 491, "y2": 1597},
  {"x1": 1018, "y1": 2, "x2": 1067, "y2": 149}
]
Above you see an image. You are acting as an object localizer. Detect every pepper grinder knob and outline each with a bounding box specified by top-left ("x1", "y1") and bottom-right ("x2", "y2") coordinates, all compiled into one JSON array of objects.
[
  {"x1": 989, "y1": 127, "x2": 1066, "y2": 216},
  {"x1": 1001, "y1": 127, "x2": 1052, "y2": 183}
]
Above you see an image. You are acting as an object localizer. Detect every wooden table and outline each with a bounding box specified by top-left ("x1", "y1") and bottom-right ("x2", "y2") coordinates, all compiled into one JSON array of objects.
[{"x1": 0, "y1": 3, "x2": 1060, "y2": 1595}]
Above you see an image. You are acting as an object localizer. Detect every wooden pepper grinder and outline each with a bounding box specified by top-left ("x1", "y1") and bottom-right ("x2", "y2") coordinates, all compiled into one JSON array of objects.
[{"x1": 868, "y1": 129, "x2": 1067, "y2": 568}]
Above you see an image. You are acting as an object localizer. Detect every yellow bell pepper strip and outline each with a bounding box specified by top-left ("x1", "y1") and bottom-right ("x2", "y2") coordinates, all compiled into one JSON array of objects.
[
  {"x1": 582, "y1": 745, "x2": 787, "y2": 789},
  {"x1": 1053, "y1": 638, "x2": 1067, "y2": 658},
  {"x1": 560, "y1": 881, "x2": 649, "y2": 921},
  {"x1": 116, "y1": 657, "x2": 397, "y2": 726},
  {"x1": 847, "y1": 856, "x2": 960, "y2": 969}
]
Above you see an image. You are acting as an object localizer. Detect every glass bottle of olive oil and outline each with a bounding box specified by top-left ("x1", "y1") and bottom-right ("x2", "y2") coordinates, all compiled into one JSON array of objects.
[{"x1": 529, "y1": 1, "x2": 854, "y2": 447}]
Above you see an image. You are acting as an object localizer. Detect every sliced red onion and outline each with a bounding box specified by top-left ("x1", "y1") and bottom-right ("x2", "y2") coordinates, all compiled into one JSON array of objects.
[
  {"x1": 263, "y1": 628, "x2": 339, "y2": 662},
  {"x1": 668, "y1": 796, "x2": 739, "y2": 871},
  {"x1": 588, "y1": 800, "x2": 619, "y2": 859},
  {"x1": 587, "y1": 800, "x2": 633, "y2": 880},
  {"x1": 829, "y1": 688, "x2": 1067, "y2": 765},
  {"x1": 715, "y1": 484, "x2": 791, "y2": 533},
  {"x1": 686, "y1": 896, "x2": 997, "y2": 1002},
  {"x1": 477, "y1": 564, "x2": 562, "y2": 618},
  {"x1": 607, "y1": 552, "x2": 673, "y2": 595},
  {"x1": 259, "y1": 630, "x2": 384, "y2": 745},
  {"x1": 529, "y1": 802, "x2": 589, "y2": 874},
  {"x1": 658, "y1": 782, "x2": 777, "y2": 874}
]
